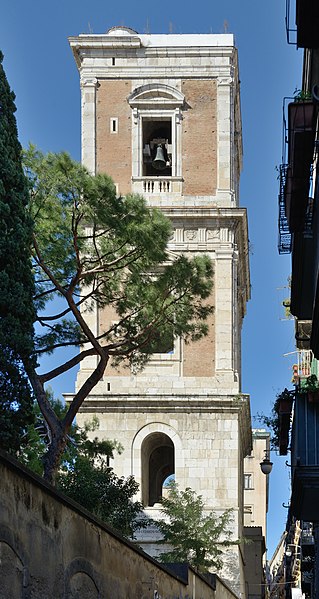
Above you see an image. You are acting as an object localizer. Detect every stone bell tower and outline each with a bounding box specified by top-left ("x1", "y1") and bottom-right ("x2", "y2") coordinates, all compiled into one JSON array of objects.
[{"x1": 69, "y1": 26, "x2": 251, "y2": 596}]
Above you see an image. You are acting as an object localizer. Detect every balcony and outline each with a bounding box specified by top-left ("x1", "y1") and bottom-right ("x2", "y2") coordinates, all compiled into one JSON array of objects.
[
  {"x1": 278, "y1": 98, "x2": 316, "y2": 239},
  {"x1": 301, "y1": 528, "x2": 314, "y2": 546},
  {"x1": 279, "y1": 392, "x2": 294, "y2": 456},
  {"x1": 296, "y1": 0, "x2": 319, "y2": 48},
  {"x1": 291, "y1": 466, "x2": 319, "y2": 520},
  {"x1": 286, "y1": 101, "x2": 316, "y2": 232},
  {"x1": 290, "y1": 392, "x2": 319, "y2": 519},
  {"x1": 132, "y1": 176, "x2": 183, "y2": 198},
  {"x1": 294, "y1": 349, "x2": 317, "y2": 379},
  {"x1": 286, "y1": 0, "x2": 319, "y2": 48},
  {"x1": 295, "y1": 320, "x2": 312, "y2": 350},
  {"x1": 278, "y1": 164, "x2": 292, "y2": 254}
]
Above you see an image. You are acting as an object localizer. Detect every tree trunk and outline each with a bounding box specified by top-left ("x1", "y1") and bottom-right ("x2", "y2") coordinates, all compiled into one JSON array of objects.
[
  {"x1": 43, "y1": 430, "x2": 67, "y2": 485},
  {"x1": 24, "y1": 353, "x2": 109, "y2": 483}
]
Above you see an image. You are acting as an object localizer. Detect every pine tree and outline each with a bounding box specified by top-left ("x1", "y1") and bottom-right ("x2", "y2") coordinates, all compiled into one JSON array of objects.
[
  {"x1": 23, "y1": 148, "x2": 214, "y2": 483},
  {"x1": 0, "y1": 51, "x2": 35, "y2": 453}
]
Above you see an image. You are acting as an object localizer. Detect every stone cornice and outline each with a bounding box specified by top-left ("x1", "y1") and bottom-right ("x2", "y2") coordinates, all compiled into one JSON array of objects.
[
  {"x1": 76, "y1": 66, "x2": 234, "y2": 83},
  {"x1": 164, "y1": 207, "x2": 250, "y2": 305},
  {"x1": 69, "y1": 34, "x2": 234, "y2": 53},
  {"x1": 69, "y1": 35, "x2": 236, "y2": 72},
  {"x1": 67, "y1": 392, "x2": 252, "y2": 456},
  {"x1": 161, "y1": 206, "x2": 247, "y2": 220},
  {"x1": 67, "y1": 392, "x2": 249, "y2": 414}
]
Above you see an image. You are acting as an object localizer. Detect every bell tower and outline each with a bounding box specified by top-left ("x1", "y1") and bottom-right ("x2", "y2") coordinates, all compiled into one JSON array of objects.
[{"x1": 69, "y1": 26, "x2": 251, "y2": 596}]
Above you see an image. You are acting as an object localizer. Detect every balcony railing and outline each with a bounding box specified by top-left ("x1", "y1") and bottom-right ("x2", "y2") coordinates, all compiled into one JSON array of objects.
[
  {"x1": 132, "y1": 177, "x2": 183, "y2": 196},
  {"x1": 301, "y1": 529, "x2": 314, "y2": 545},
  {"x1": 278, "y1": 164, "x2": 292, "y2": 254},
  {"x1": 278, "y1": 98, "x2": 317, "y2": 236},
  {"x1": 292, "y1": 349, "x2": 314, "y2": 384},
  {"x1": 287, "y1": 101, "x2": 316, "y2": 232},
  {"x1": 296, "y1": 0, "x2": 319, "y2": 48},
  {"x1": 286, "y1": 0, "x2": 319, "y2": 48},
  {"x1": 143, "y1": 179, "x2": 171, "y2": 193},
  {"x1": 285, "y1": 0, "x2": 297, "y2": 45}
]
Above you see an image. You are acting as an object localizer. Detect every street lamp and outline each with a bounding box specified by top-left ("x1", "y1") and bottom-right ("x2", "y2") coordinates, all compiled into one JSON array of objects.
[{"x1": 260, "y1": 451, "x2": 273, "y2": 475}]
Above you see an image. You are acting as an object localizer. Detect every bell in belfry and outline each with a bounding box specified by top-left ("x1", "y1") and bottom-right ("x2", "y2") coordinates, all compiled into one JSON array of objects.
[{"x1": 152, "y1": 144, "x2": 166, "y2": 170}]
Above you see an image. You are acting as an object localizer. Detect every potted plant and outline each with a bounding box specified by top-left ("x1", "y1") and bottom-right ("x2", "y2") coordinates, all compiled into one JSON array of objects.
[
  {"x1": 277, "y1": 388, "x2": 294, "y2": 414},
  {"x1": 257, "y1": 389, "x2": 294, "y2": 455},
  {"x1": 293, "y1": 89, "x2": 312, "y2": 102},
  {"x1": 289, "y1": 90, "x2": 315, "y2": 132},
  {"x1": 303, "y1": 374, "x2": 319, "y2": 403}
]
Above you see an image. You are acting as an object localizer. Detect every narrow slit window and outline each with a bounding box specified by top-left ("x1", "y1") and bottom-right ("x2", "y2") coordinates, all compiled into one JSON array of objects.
[
  {"x1": 110, "y1": 118, "x2": 118, "y2": 134},
  {"x1": 112, "y1": 57, "x2": 115, "y2": 66}
]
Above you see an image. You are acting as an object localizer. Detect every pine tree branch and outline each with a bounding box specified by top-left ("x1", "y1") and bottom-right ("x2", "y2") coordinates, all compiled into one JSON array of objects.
[{"x1": 38, "y1": 347, "x2": 97, "y2": 382}]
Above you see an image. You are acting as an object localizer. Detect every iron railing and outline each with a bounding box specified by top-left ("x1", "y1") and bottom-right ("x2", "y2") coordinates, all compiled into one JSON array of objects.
[
  {"x1": 278, "y1": 164, "x2": 292, "y2": 254},
  {"x1": 285, "y1": 0, "x2": 297, "y2": 45}
]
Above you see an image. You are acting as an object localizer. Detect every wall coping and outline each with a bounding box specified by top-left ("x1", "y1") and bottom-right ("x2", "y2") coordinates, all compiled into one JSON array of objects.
[{"x1": 0, "y1": 449, "x2": 236, "y2": 594}]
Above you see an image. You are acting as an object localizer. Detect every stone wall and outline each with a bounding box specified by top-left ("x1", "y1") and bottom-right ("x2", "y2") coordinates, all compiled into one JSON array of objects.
[
  {"x1": 0, "y1": 450, "x2": 239, "y2": 599},
  {"x1": 243, "y1": 527, "x2": 266, "y2": 599}
]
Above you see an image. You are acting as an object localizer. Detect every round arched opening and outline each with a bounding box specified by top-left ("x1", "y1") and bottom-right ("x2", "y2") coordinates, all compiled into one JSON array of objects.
[{"x1": 141, "y1": 432, "x2": 175, "y2": 506}]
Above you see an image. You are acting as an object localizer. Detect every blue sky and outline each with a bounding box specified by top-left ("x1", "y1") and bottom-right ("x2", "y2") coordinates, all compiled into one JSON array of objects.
[{"x1": 1, "y1": 0, "x2": 303, "y2": 557}]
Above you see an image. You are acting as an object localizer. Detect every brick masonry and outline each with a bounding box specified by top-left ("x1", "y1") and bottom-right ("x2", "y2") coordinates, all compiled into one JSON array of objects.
[
  {"x1": 182, "y1": 79, "x2": 217, "y2": 196},
  {"x1": 96, "y1": 79, "x2": 132, "y2": 194}
]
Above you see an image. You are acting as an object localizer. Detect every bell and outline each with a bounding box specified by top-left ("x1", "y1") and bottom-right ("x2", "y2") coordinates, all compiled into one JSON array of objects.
[{"x1": 152, "y1": 144, "x2": 166, "y2": 170}]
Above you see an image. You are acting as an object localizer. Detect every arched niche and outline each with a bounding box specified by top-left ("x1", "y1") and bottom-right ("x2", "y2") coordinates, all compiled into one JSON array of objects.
[
  {"x1": 0, "y1": 541, "x2": 24, "y2": 598},
  {"x1": 67, "y1": 572, "x2": 99, "y2": 599},
  {"x1": 141, "y1": 432, "x2": 174, "y2": 506},
  {"x1": 65, "y1": 558, "x2": 100, "y2": 599},
  {"x1": 132, "y1": 422, "x2": 183, "y2": 505}
]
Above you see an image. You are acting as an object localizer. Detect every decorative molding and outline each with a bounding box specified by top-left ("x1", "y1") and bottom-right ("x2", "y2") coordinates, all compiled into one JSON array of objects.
[
  {"x1": 128, "y1": 83, "x2": 185, "y2": 108},
  {"x1": 218, "y1": 76, "x2": 233, "y2": 86},
  {"x1": 175, "y1": 108, "x2": 183, "y2": 124},
  {"x1": 206, "y1": 228, "x2": 220, "y2": 241},
  {"x1": 184, "y1": 229, "x2": 198, "y2": 241},
  {"x1": 80, "y1": 76, "x2": 98, "y2": 89},
  {"x1": 132, "y1": 107, "x2": 138, "y2": 125}
]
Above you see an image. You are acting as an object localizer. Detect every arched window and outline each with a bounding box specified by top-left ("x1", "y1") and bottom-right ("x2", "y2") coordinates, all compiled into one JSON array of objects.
[
  {"x1": 141, "y1": 432, "x2": 175, "y2": 506},
  {"x1": 128, "y1": 83, "x2": 184, "y2": 182}
]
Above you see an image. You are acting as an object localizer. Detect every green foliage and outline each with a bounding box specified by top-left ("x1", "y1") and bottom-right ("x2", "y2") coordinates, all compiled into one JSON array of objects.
[
  {"x1": 0, "y1": 53, "x2": 35, "y2": 357},
  {"x1": 302, "y1": 374, "x2": 319, "y2": 392},
  {"x1": 156, "y1": 482, "x2": 234, "y2": 572},
  {"x1": 293, "y1": 88, "x2": 312, "y2": 102},
  {"x1": 21, "y1": 147, "x2": 214, "y2": 481},
  {"x1": 25, "y1": 147, "x2": 213, "y2": 363},
  {"x1": 0, "y1": 52, "x2": 35, "y2": 451},
  {"x1": 20, "y1": 392, "x2": 142, "y2": 537},
  {"x1": 282, "y1": 276, "x2": 292, "y2": 320},
  {"x1": 0, "y1": 348, "x2": 34, "y2": 454},
  {"x1": 257, "y1": 388, "x2": 294, "y2": 450},
  {"x1": 19, "y1": 389, "x2": 121, "y2": 475},
  {"x1": 57, "y1": 456, "x2": 143, "y2": 538}
]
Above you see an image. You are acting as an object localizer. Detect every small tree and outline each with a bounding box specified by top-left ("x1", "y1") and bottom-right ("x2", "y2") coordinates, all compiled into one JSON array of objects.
[
  {"x1": 20, "y1": 392, "x2": 143, "y2": 538},
  {"x1": 156, "y1": 482, "x2": 234, "y2": 573},
  {"x1": 57, "y1": 454, "x2": 143, "y2": 538},
  {"x1": 0, "y1": 51, "x2": 35, "y2": 452},
  {"x1": 22, "y1": 147, "x2": 214, "y2": 483}
]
